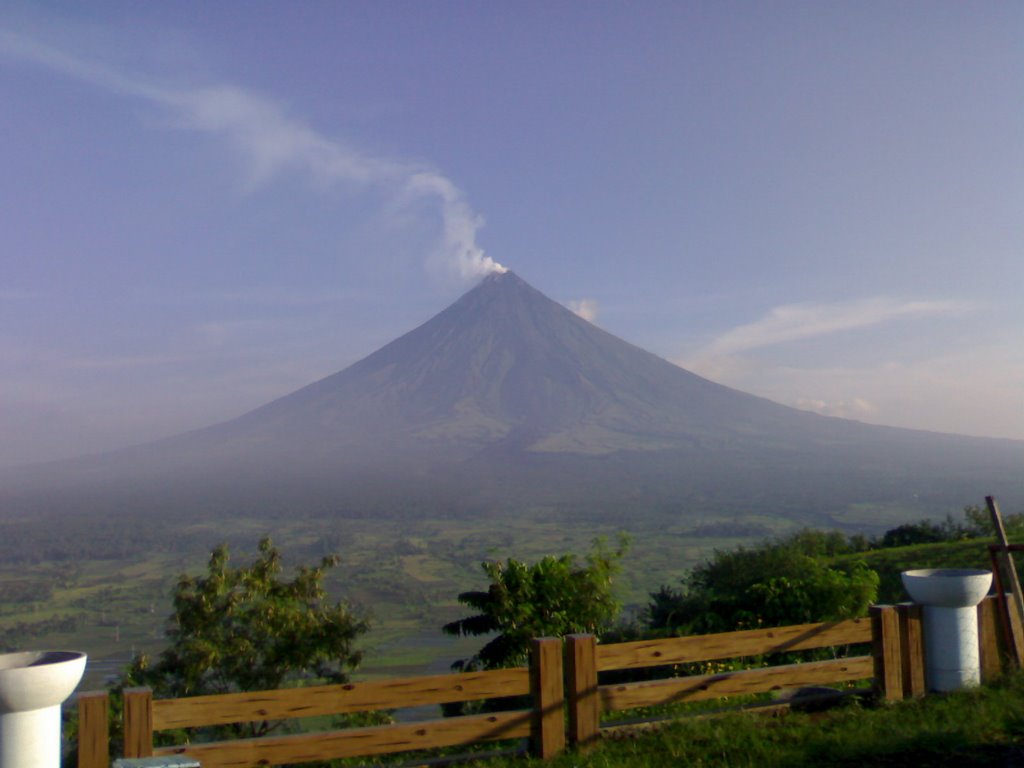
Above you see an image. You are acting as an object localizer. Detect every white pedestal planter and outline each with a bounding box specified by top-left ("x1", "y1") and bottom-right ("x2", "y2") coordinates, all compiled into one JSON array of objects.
[
  {"x1": 0, "y1": 651, "x2": 86, "y2": 768},
  {"x1": 901, "y1": 568, "x2": 992, "y2": 692}
]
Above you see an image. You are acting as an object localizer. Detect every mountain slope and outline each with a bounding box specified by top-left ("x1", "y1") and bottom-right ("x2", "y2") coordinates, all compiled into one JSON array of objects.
[
  {"x1": 4, "y1": 271, "x2": 1023, "y2": 522},
  {"x1": 179, "y1": 271, "x2": 847, "y2": 458}
]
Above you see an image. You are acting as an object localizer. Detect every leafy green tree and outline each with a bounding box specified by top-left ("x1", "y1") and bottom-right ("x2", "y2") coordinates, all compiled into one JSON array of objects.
[
  {"x1": 444, "y1": 536, "x2": 628, "y2": 671},
  {"x1": 66, "y1": 539, "x2": 372, "y2": 760},
  {"x1": 962, "y1": 503, "x2": 1024, "y2": 540},
  {"x1": 126, "y1": 538, "x2": 369, "y2": 736},
  {"x1": 649, "y1": 533, "x2": 878, "y2": 635},
  {"x1": 880, "y1": 521, "x2": 949, "y2": 548}
]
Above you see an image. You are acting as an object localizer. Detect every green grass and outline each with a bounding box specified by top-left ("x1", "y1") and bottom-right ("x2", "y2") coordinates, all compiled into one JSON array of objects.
[
  {"x1": 464, "y1": 674, "x2": 1024, "y2": 768},
  {"x1": 834, "y1": 538, "x2": 999, "y2": 603}
]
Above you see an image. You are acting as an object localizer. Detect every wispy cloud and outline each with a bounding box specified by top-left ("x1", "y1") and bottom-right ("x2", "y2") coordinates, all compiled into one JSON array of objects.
[
  {"x1": 700, "y1": 297, "x2": 969, "y2": 356},
  {"x1": 676, "y1": 302, "x2": 1024, "y2": 441},
  {"x1": 742, "y1": 347, "x2": 1024, "y2": 440},
  {"x1": 566, "y1": 298, "x2": 599, "y2": 323},
  {"x1": 795, "y1": 396, "x2": 878, "y2": 420},
  {"x1": 0, "y1": 30, "x2": 504, "y2": 281}
]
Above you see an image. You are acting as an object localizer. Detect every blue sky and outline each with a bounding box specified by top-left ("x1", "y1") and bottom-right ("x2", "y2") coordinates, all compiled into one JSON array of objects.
[{"x1": 1, "y1": 2, "x2": 1022, "y2": 467}]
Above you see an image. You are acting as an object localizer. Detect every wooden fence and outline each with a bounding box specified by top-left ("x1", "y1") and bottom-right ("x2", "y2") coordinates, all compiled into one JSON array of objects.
[{"x1": 76, "y1": 597, "x2": 1007, "y2": 768}]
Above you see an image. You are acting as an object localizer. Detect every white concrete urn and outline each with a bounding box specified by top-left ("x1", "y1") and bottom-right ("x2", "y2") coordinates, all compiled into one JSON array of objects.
[
  {"x1": 901, "y1": 568, "x2": 992, "y2": 692},
  {"x1": 0, "y1": 651, "x2": 87, "y2": 768}
]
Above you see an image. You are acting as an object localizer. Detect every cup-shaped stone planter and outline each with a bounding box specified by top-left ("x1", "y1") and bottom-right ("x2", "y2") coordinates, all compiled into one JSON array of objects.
[
  {"x1": 0, "y1": 651, "x2": 87, "y2": 768},
  {"x1": 901, "y1": 568, "x2": 992, "y2": 692}
]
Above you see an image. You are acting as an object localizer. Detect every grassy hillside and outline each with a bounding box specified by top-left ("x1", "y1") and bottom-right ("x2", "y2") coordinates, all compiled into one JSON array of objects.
[
  {"x1": 834, "y1": 538, "x2": 1002, "y2": 604},
  {"x1": 469, "y1": 672, "x2": 1024, "y2": 767}
]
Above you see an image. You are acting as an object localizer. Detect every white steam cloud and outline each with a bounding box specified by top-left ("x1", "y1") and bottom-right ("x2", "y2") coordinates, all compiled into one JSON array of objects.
[
  {"x1": 405, "y1": 173, "x2": 506, "y2": 280},
  {"x1": 566, "y1": 298, "x2": 599, "y2": 323},
  {"x1": 0, "y1": 31, "x2": 505, "y2": 282}
]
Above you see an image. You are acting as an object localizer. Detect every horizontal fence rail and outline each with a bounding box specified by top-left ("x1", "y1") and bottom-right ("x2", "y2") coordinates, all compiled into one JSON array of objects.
[
  {"x1": 151, "y1": 668, "x2": 531, "y2": 729},
  {"x1": 598, "y1": 656, "x2": 874, "y2": 712},
  {"x1": 153, "y1": 711, "x2": 533, "y2": 768},
  {"x1": 76, "y1": 598, "x2": 1008, "y2": 767},
  {"x1": 105, "y1": 638, "x2": 563, "y2": 768},
  {"x1": 594, "y1": 617, "x2": 872, "y2": 672},
  {"x1": 568, "y1": 614, "x2": 880, "y2": 746}
]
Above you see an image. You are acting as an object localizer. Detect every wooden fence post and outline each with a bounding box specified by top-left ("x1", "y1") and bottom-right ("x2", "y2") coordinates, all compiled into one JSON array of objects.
[
  {"x1": 566, "y1": 634, "x2": 599, "y2": 748},
  {"x1": 530, "y1": 637, "x2": 565, "y2": 759},
  {"x1": 77, "y1": 690, "x2": 109, "y2": 768},
  {"x1": 979, "y1": 594, "x2": 1005, "y2": 683},
  {"x1": 870, "y1": 604, "x2": 903, "y2": 701},
  {"x1": 896, "y1": 603, "x2": 925, "y2": 698},
  {"x1": 122, "y1": 687, "x2": 154, "y2": 758},
  {"x1": 988, "y1": 496, "x2": 1024, "y2": 666}
]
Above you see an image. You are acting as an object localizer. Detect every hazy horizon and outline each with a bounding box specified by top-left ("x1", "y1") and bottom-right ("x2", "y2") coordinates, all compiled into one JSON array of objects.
[{"x1": 2, "y1": 3, "x2": 1022, "y2": 468}]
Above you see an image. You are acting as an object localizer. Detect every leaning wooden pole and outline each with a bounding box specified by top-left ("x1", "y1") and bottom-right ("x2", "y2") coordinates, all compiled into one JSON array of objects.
[
  {"x1": 987, "y1": 495, "x2": 1024, "y2": 666},
  {"x1": 988, "y1": 545, "x2": 1017, "y2": 662}
]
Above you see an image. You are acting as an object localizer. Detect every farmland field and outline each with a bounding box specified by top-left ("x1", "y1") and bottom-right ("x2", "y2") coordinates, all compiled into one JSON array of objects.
[{"x1": 0, "y1": 502, "x2": 837, "y2": 690}]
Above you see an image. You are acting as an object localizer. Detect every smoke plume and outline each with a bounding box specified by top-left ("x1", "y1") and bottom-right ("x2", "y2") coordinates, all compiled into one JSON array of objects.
[{"x1": 0, "y1": 30, "x2": 504, "y2": 282}]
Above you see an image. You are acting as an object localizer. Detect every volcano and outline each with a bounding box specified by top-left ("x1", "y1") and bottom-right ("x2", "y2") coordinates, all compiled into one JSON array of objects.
[
  {"x1": 177, "y1": 271, "x2": 843, "y2": 459},
  {"x1": 5, "y1": 271, "x2": 1024, "y2": 525}
]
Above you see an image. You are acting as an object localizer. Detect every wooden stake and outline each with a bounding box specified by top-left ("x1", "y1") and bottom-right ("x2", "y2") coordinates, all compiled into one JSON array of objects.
[
  {"x1": 122, "y1": 687, "x2": 154, "y2": 758},
  {"x1": 896, "y1": 603, "x2": 925, "y2": 698},
  {"x1": 987, "y1": 496, "x2": 1024, "y2": 666},
  {"x1": 77, "y1": 690, "x2": 109, "y2": 768},
  {"x1": 978, "y1": 595, "x2": 1005, "y2": 682},
  {"x1": 870, "y1": 605, "x2": 903, "y2": 701},
  {"x1": 529, "y1": 637, "x2": 565, "y2": 759},
  {"x1": 566, "y1": 634, "x2": 599, "y2": 748}
]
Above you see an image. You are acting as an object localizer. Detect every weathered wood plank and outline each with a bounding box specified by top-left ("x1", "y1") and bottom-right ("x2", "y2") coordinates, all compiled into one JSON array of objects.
[
  {"x1": 530, "y1": 637, "x2": 565, "y2": 759},
  {"x1": 979, "y1": 594, "x2": 1004, "y2": 683},
  {"x1": 596, "y1": 618, "x2": 870, "y2": 672},
  {"x1": 599, "y1": 655, "x2": 873, "y2": 711},
  {"x1": 77, "y1": 690, "x2": 109, "y2": 768},
  {"x1": 566, "y1": 634, "x2": 599, "y2": 747},
  {"x1": 871, "y1": 605, "x2": 903, "y2": 701},
  {"x1": 897, "y1": 603, "x2": 926, "y2": 698},
  {"x1": 123, "y1": 687, "x2": 154, "y2": 758},
  {"x1": 152, "y1": 668, "x2": 529, "y2": 730},
  {"x1": 153, "y1": 711, "x2": 532, "y2": 768}
]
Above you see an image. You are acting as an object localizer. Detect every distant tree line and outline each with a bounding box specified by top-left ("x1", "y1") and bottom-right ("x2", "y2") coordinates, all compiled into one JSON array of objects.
[
  {"x1": 0, "y1": 614, "x2": 79, "y2": 652},
  {"x1": 0, "y1": 513, "x2": 210, "y2": 565}
]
